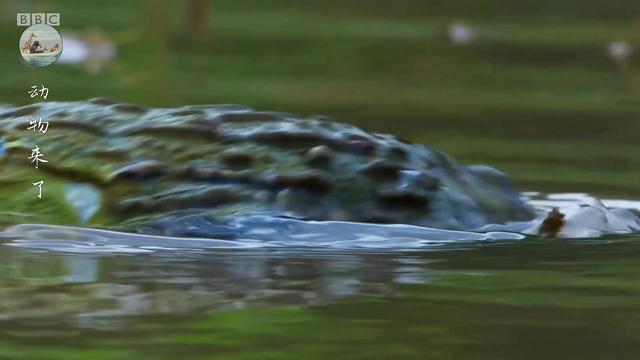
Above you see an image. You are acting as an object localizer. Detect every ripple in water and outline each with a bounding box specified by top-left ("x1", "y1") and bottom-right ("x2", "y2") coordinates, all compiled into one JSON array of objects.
[
  {"x1": 0, "y1": 219, "x2": 524, "y2": 254},
  {"x1": 0, "y1": 193, "x2": 638, "y2": 254}
]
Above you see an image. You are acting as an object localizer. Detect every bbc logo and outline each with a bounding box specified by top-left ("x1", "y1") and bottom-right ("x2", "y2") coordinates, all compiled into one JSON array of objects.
[{"x1": 17, "y1": 13, "x2": 60, "y2": 26}]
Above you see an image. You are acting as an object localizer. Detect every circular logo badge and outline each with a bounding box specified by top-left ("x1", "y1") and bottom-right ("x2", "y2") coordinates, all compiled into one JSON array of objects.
[{"x1": 19, "y1": 24, "x2": 63, "y2": 68}]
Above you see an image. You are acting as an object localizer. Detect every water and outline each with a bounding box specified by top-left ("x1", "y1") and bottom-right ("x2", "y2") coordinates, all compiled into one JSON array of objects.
[
  {"x1": 0, "y1": 193, "x2": 639, "y2": 359},
  {"x1": 21, "y1": 54, "x2": 61, "y2": 68}
]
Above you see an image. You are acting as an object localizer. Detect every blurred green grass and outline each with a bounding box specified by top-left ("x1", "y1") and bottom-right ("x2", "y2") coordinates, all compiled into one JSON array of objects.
[{"x1": 1, "y1": 0, "x2": 639, "y2": 195}]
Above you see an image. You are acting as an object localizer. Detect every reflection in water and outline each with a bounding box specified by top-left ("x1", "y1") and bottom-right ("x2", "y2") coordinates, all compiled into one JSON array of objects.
[
  {"x1": 0, "y1": 223, "x2": 639, "y2": 358},
  {"x1": 0, "y1": 246, "x2": 443, "y2": 330}
]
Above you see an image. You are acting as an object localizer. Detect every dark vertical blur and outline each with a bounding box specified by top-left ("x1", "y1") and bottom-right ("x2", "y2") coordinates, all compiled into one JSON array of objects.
[
  {"x1": 142, "y1": 0, "x2": 170, "y2": 104},
  {"x1": 185, "y1": 0, "x2": 208, "y2": 35}
]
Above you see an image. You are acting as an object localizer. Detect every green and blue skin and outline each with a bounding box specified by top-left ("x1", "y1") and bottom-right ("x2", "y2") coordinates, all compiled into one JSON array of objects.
[{"x1": 0, "y1": 102, "x2": 531, "y2": 235}]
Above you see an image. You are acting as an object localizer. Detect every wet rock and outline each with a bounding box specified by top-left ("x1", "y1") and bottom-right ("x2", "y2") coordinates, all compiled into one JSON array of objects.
[
  {"x1": 113, "y1": 103, "x2": 147, "y2": 114},
  {"x1": 251, "y1": 131, "x2": 328, "y2": 147},
  {"x1": 186, "y1": 165, "x2": 254, "y2": 183},
  {"x1": 305, "y1": 145, "x2": 334, "y2": 168},
  {"x1": 119, "y1": 185, "x2": 248, "y2": 213},
  {"x1": 0, "y1": 105, "x2": 40, "y2": 119},
  {"x1": 171, "y1": 109, "x2": 206, "y2": 117},
  {"x1": 112, "y1": 160, "x2": 165, "y2": 180},
  {"x1": 48, "y1": 119, "x2": 103, "y2": 135},
  {"x1": 362, "y1": 214, "x2": 398, "y2": 224},
  {"x1": 267, "y1": 172, "x2": 333, "y2": 194},
  {"x1": 402, "y1": 171, "x2": 440, "y2": 192},
  {"x1": 220, "y1": 150, "x2": 254, "y2": 169},
  {"x1": 387, "y1": 145, "x2": 409, "y2": 162},
  {"x1": 343, "y1": 139, "x2": 375, "y2": 155},
  {"x1": 377, "y1": 189, "x2": 430, "y2": 209},
  {"x1": 217, "y1": 111, "x2": 293, "y2": 124},
  {"x1": 124, "y1": 124, "x2": 215, "y2": 139},
  {"x1": 360, "y1": 159, "x2": 403, "y2": 182},
  {"x1": 275, "y1": 189, "x2": 294, "y2": 208},
  {"x1": 89, "y1": 97, "x2": 117, "y2": 105},
  {"x1": 253, "y1": 190, "x2": 272, "y2": 203}
]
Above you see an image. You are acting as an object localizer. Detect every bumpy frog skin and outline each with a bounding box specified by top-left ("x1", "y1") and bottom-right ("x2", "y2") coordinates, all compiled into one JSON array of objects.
[{"x1": 1, "y1": 99, "x2": 536, "y2": 236}]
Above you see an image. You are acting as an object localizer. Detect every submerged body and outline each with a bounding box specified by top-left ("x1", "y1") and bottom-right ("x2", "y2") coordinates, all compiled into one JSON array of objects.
[{"x1": 0, "y1": 99, "x2": 637, "y2": 241}]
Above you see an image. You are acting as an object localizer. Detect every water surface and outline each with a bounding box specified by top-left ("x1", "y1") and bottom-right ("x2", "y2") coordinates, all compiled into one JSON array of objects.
[{"x1": 1, "y1": 193, "x2": 639, "y2": 359}]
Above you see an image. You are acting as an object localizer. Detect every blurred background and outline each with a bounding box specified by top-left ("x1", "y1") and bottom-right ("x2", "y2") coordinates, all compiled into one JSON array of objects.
[{"x1": 1, "y1": 0, "x2": 639, "y2": 196}]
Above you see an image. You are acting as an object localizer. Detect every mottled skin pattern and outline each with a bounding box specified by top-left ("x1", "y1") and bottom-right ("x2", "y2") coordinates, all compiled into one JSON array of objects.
[{"x1": 0, "y1": 99, "x2": 533, "y2": 235}]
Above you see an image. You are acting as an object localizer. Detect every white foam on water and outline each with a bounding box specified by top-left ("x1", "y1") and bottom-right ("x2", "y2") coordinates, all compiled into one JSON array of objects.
[{"x1": 506, "y1": 193, "x2": 640, "y2": 238}]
